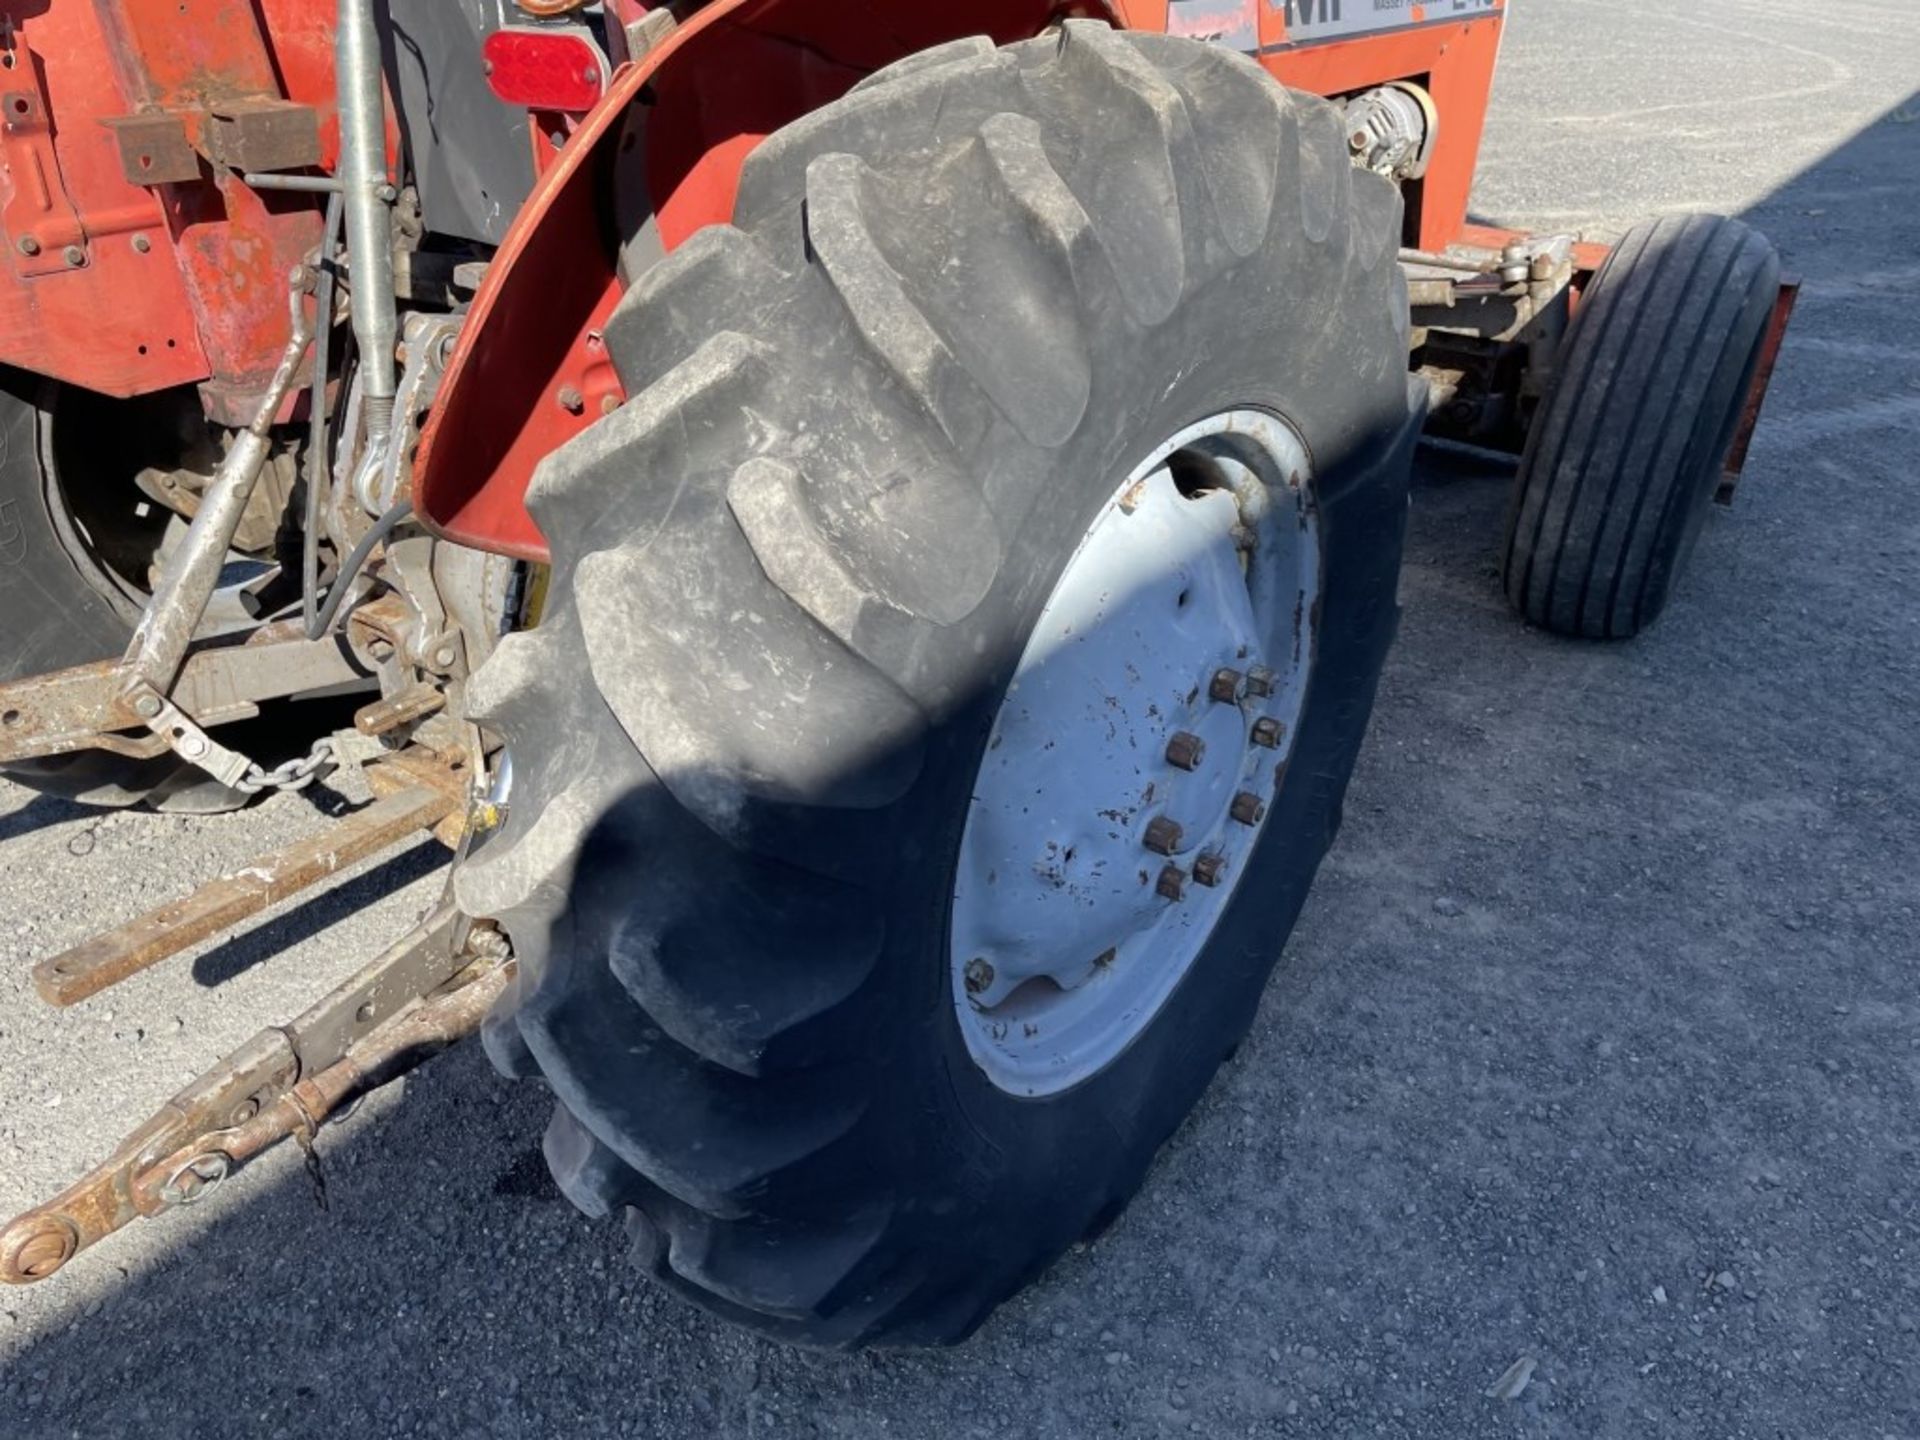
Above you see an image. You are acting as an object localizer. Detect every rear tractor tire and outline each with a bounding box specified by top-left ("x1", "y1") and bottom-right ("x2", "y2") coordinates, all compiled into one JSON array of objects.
[
  {"x1": 462, "y1": 25, "x2": 1421, "y2": 1347},
  {"x1": 1501, "y1": 214, "x2": 1782, "y2": 640}
]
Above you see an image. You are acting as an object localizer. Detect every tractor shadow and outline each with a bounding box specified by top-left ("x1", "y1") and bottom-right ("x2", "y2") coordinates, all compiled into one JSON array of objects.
[{"x1": 3, "y1": 87, "x2": 1916, "y2": 1440}]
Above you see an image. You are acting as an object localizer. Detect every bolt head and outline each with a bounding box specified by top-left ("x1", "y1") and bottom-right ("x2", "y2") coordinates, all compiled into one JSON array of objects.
[
  {"x1": 130, "y1": 232, "x2": 152, "y2": 254},
  {"x1": 1230, "y1": 792, "x2": 1266, "y2": 827},
  {"x1": 963, "y1": 957, "x2": 995, "y2": 995},
  {"x1": 179, "y1": 734, "x2": 207, "y2": 760},
  {"x1": 1156, "y1": 864, "x2": 1188, "y2": 902},
  {"x1": 15, "y1": 236, "x2": 39, "y2": 257},
  {"x1": 1192, "y1": 852, "x2": 1227, "y2": 888},
  {"x1": 556, "y1": 384, "x2": 585, "y2": 415},
  {"x1": 1251, "y1": 717, "x2": 1284, "y2": 750},
  {"x1": 433, "y1": 645, "x2": 458, "y2": 669},
  {"x1": 599, "y1": 392, "x2": 620, "y2": 416},
  {"x1": 1165, "y1": 731, "x2": 1206, "y2": 772},
  {"x1": 1245, "y1": 666, "x2": 1278, "y2": 699},
  {"x1": 1143, "y1": 815, "x2": 1183, "y2": 856},
  {"x1": 1210, "y1": 668, "x2": 1244, "y2": 703},
  {"x1": 61, "y1": 245, "x2": 84, "y2": 267},
  {"x1": 132, "y1": 694, "x2": 163, "y2": 719},
  {"x1": 367, "y1": 638, "x2": 395, "y2": 662}
]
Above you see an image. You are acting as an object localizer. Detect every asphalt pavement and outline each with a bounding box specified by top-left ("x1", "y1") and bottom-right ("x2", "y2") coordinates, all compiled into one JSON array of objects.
[{"x1": 3, "y1": 1, "x2": 1917, "y2": 1435}]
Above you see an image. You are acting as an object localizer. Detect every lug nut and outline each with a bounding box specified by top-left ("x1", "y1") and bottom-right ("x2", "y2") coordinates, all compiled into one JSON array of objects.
[
  {"x1": 62, "y1": 245, "x2": 85, "y2": 268},
  {"x1": 1251, "y1": 717, "x2": 1285, "y2": 749},
  {"x1": 1156, "y1": 864, "x2": 1188, "y2": 902},
  {"x1": 1166, "y1": 731, "x2": 1206, "y2": 771},
  {"x1": 1193, "y1": 852, "x2": 1227, "y2": 888},
  {"x1": 1143, "y1": 816, "x2": 1183, "y2": 856},
  {"x1": 1245, "y1": 666, "x2": 1277, "y2": 698},
  {"x1": 556, "y1": 384, "x2": 585, "y2": 415},
  {"x1": 15, "y1": 236, "x2": 39, "y2": 257},
  {"x1": 1209, "y1": 668, "x2": 1243, "y2": 703},
  {"x1": 1230, "y1": 792, "x2": 1266, "y2": 827},
  {"x1": 131, "y1": 232, "x2": 152, "y2": 254},
  {"x1": 963, "y1": 957, "x2": 995, "y2": 995}
]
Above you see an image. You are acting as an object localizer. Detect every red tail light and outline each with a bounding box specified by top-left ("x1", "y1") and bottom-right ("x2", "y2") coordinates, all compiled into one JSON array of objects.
[{"x1": 483, "y1": 27, "x2": 610, "y2": 114}]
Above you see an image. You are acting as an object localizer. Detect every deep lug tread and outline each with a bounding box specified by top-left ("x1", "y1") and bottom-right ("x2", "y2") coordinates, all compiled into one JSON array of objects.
[
  {"x1": 573, "y1": 522, "x2": 929, "y2": 833},
  {"x1": 603, "y1": 227, "x2": 791, "y2": 401},
  {"x1": 603, "y1": 837, "x2": 886, "y2": 1077},
  {"x1": 849, "y1": 35, "x2": 997, "y2": 96},
  {"x1": 804, "y1": 152, "x2": 995, "y2": 452}
]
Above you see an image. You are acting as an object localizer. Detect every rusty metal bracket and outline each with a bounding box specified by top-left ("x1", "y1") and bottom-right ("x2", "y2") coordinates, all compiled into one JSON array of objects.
[
  {"x1": 0, "y1": 910, "x2": 511, "y2": 1286},
  {"x1": 2, "y1": 46, "x2": 88, "y2": 276},
  {"x1": 1717, "y1": 277, "x2": 1802, "y2": 506},
  {"x1": 100, "y1": 110, "x2": 202, "y2": 186},
  {"x1": 200, "y1": 98, "x2": 321, "y2": 173},
  {"x1": 0, "y1": 624, "x2": 371, "y2": 765},
  {"x1": 33, "y1": 754, "x2": 467, "y2": 1007}
]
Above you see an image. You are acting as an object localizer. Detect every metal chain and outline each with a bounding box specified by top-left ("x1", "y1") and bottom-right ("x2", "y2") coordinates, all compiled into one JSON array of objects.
[{"x1": 236, "y1": 736, "x2": 338, "y2": 795}]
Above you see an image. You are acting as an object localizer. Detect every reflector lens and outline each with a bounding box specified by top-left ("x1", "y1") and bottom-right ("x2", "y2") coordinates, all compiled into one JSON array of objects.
[{"x1": 483, "y1": 28, "x2": 607, "y2": 113}]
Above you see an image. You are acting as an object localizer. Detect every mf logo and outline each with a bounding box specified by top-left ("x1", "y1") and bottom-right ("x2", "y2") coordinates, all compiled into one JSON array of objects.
[{"x1": 1283, "y1": 0, "x2": 1342, "y2": 21}]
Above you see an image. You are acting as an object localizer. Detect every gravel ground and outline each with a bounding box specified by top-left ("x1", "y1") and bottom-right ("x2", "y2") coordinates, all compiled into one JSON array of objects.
[{"x1": 4, "y1": 1, "x2": 1918, "y2": 1435}]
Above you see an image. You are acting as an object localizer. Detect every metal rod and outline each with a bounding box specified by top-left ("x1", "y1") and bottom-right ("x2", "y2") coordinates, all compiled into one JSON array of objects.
[
  {"x1": 244, "y1": 172, "x2": 345, "y2": 194},
  {"x1": 120, "y1": 272, "x2": 316, "y2": 699},
  {"x1": 32, "y1": 782, "x2": 459, "y2": 1007},
  {"x1": 337, "y1": 0, "x2": 397, "y2": 439},
  {"x1": 304, "y1": 192, "x2": 345, "y2": 634}
]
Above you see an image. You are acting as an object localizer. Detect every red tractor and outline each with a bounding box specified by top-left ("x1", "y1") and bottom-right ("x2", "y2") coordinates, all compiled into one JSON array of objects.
[{"x1": 0, "y1": 0, "x2": 1794, "y2": 1345}]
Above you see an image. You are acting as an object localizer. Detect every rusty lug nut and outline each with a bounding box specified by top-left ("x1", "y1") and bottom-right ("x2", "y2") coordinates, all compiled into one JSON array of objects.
[
  {"x1": 2, "y1": 1218, "x2": 76, "y2": 1282},
  {"x1": 963, "y1": 957, "x2": 995, "y2": 995},
  {"x1": 1230, "y1": 792, "x2": 1266, "y2": 827},
  {"x1": 15, "y1": 236, "x2": 40, "y2": 257},
  {"x1": 1209, "y1": 668, "x2": 1244, "y2": 703},
  {"x1": 1143, "y1": 816, "x2": 1183, "y2": 856},
  {"x1": 62, "y1": 245, "x2": 85, "y2": 268},
  {"x1": 1245, "y1": 666, "x2": 1278, "y2": 699},
  {"x1": 1193, "y1": 852, "x2": 1227, "y2": 888},
  {"x1": 1166, "y1": 731, "x2": 1206, "y2": 771},
  {"x1": 556, "y1": 384, "x2": 585, "y2": 415},
  {"x1": 1251, "y1": 717, "x2": 1285, "y2": 749},
  {"x1": 1156, "y1": 864, "x2": 1188, "y2": 902}
]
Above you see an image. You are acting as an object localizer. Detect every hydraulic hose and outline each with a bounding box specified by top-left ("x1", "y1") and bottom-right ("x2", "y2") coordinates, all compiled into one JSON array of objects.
[{"x1": 307, "y1": 498, "x2": 413, "y2": 640}]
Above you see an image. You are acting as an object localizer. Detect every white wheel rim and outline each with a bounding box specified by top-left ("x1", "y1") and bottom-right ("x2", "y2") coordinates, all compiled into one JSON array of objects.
[{"x1": 951, "y1": 410, "x2": 1322, "y2": 1097}]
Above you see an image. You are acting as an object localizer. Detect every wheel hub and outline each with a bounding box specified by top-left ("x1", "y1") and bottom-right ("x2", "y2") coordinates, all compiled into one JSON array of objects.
[{"x1": 951, "y1": 410, "x2": 1322, "y2": 1096}]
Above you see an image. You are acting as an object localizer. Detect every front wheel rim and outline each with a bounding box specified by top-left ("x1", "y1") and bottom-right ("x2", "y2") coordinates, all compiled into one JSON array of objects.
[{"x1": 950, "y1": 409, "x2": 1322, "y2": 1097}]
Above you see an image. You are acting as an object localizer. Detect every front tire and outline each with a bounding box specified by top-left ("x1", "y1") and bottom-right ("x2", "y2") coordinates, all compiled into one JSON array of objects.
[
  {"x1": 1501, "y1": 214, "x2": 1781, "y2": 639},
  {"x1": 462, "y1": 25, "x2": 1419, "y2": 1347}
]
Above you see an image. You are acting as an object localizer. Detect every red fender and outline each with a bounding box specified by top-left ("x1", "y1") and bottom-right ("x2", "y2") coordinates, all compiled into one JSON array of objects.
[{"x1": 415, "y1": 0, "x2": 1116, "y2": 563}]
